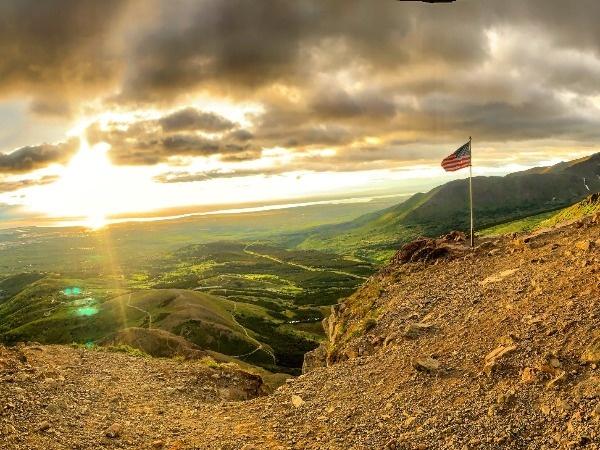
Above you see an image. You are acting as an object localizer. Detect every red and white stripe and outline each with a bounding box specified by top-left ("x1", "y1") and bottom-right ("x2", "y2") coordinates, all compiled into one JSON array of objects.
[{"x1": 441, "y1": 143, "x2": 471, "y2": 172}]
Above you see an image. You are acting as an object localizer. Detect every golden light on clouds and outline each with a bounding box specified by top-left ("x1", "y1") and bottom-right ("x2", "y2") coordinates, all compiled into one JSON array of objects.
[{"x1": 0, "y1": 0, "x2": 599, "y2": 226}]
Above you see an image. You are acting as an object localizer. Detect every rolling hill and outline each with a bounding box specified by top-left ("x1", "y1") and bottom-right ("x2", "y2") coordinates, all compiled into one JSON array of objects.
[
  {"x1": 296, "y1": 152, "x2": 600, "y2": 262},
  {"x1": 0, "y1": 283, "x2": 267, "y2": 360}
]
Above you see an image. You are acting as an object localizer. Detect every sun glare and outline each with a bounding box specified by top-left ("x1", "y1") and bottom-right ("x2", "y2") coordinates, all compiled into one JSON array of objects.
[
  {"x1": 64, "y1": 140, "x2": 113, "y2": 229},
  {"x1": 84, "y1": 212, "x2": 108, "y2": 230},
  {"x1": 25, "y1": 137, "x2": 115, "y2": 229}
]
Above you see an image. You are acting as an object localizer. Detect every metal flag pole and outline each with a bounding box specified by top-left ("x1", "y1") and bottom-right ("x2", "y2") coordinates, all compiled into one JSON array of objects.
[{"x1": 468, "y1": 136, "x2": 474, "y2": 248}]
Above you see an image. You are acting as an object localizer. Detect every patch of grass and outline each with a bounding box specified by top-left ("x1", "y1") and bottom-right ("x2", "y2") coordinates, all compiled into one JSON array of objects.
[
  {"x1": 479, "y1": 211, "x2": 557, "y2": 236},
  {"x1": 104, "y1": 344, "x2": 149, "y2": 358},
  {"x1": 199, "y1": 355, "x2": 221, "y2": 368}
]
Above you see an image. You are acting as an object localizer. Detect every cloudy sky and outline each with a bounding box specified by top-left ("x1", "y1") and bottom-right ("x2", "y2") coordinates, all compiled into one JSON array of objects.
[{"x1": 1, "y1": 0, "x2": 599, "y2": 226}]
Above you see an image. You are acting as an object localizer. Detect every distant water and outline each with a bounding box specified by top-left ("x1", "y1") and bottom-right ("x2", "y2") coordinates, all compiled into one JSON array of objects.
[{"x1": 53, "y1": 193, "x2": 412, "y2": 228}]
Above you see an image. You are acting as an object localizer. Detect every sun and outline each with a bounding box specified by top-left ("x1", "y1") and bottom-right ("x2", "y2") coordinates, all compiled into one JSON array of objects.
[
  {"x1": 84, "y1": 212, "x2": 108, "y2": 230},
  {"x1": 25, "y1": 137, "x2": 115, "y2": 229},
  {"x1": 61, "y1": 139, "x2": 114, "y2": 229}
]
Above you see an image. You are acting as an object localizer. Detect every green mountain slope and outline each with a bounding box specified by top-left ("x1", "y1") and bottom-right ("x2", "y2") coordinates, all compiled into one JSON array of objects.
[
  {"x1": 539, "y1": 191, "x2": 600, "y2": 227},
  {"x1": 0, "y1": 238, "x2": 370, "y2": 372},
  {"x1": 481, "y1": 192, "x2": 600, "y2": 236},
  {"x1": 297, "y1": 152, "x2": 600, "y2": 262}
]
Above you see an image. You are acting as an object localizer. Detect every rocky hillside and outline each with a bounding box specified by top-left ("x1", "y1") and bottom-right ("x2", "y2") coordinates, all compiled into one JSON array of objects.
[{"x1": 1, "y1": 212, "x2": 599, "y2": 449}]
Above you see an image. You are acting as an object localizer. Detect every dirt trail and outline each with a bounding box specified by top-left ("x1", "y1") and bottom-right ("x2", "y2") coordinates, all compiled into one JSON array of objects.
[
  {"x1": 228, "y1": 301, "x2": 277, "y2": 364},
  {"x1": 243, "y1": 244, "x2": 368, "y2": 280},
  {"x1": 125, "y1": 293, "x2": 153, "y2": 328}
]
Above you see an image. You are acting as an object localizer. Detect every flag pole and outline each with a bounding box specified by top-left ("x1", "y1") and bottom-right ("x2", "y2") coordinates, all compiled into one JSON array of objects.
[{"x1": 468, "y1": 136, "x2": 474, "y2": 248}]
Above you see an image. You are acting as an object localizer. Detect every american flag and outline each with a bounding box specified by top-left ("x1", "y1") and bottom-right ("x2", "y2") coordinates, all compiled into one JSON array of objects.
[{"x1": 441, "y1": 141, "x2": 471, "y2": 172}]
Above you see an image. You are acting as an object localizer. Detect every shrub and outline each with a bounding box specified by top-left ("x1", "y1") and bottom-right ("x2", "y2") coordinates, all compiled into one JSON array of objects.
[
  {"x1": 104, "y1": 344, "x2": 149, "y2": 358},
  {"x1": 362, "y1": 318, "x2": 377, "y2": 333}
]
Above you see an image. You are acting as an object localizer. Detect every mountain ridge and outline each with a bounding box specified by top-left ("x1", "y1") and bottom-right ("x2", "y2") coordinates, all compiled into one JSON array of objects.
[{"x1": 295, "y1": 152, "x2": 600, "y2": 262}]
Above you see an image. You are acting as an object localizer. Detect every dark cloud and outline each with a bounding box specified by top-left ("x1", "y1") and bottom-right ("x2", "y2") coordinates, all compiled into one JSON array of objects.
[
  {"x1": 0, "y1": 0, "x2": 132, "y2": 103},
  {"x1": 116, "y1": 0, "x2": 499, "y2": 102},
  {"x1": 0, "y1": 139, "x2": 79, "y2": 173},
  {"x1": 162, "y1": 135, "x2": 220, "y2": 154},
  {"x1": 86, "y1": 110, "x2": 257, "y2": 165},
  {"x1": 159, "y1": 107, "x2": 235, "y2": 132},
  {"x1": 309, "y1": 87, "x2": 397, "y2": 120},
  {"x1": 4, "y1": 0, "x2": 600, "y2": 175},
  {"x1": 227, "y1": 129, "x2": 254, "y2": 142}
]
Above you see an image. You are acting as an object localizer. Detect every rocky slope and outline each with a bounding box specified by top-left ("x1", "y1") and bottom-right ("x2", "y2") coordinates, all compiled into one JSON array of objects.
[{"x1": 1, "y1": 211, "x2": 599, "y2": 449}]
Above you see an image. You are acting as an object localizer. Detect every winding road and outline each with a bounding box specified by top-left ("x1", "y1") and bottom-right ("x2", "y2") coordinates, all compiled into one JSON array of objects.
[
  {"x1": 228, "y1": 301, "x2": 277, "y2": 364},
  {"x1": 242, "y1": 244, "x2": 368, "y2": 280},
  {"x1": 126, "y1": 293, "x2": 153, "y2": 329}
]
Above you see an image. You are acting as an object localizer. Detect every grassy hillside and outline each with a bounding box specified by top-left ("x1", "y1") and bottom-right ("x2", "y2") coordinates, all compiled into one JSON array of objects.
[
  {"x1": 131, "y1": 241, "x2": 373, "y2": 368},
  {"x1": 479, "y1": 210, "x2": 557, "y2": 236},
  {"x1": 297, "y1": 152, "x2": 600, "y2": 262},
  {"x1": 538, "y1": 191, "x2": 600, "y2": 227},
  {"x1": 481, "y1": 192, "x2": 600, "y2": 236}
]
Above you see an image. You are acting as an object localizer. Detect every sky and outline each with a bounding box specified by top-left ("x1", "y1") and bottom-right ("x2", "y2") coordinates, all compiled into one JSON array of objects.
[{"x1": 1, "y1": 0, "x2": 599, "y2": 227}]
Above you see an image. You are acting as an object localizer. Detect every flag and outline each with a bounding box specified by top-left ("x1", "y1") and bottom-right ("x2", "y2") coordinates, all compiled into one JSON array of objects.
[{"x1": 441, "y1": 141, "x2": 471, "y2": 172}]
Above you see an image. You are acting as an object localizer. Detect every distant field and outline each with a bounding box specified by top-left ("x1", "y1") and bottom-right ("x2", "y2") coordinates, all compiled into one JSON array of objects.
[
  {"x1": 0, "y1": 196, "x2": 401, "y2": 275},
  {"x1": 0, "y1": 195, "x2": 390, "y2": 375}
]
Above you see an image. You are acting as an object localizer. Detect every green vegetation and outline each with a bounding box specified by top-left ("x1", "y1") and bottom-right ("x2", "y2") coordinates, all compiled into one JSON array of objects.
[
  {"x1": 480, "y1": 192, "x2": 600, "y2": 236},
  {"x1": 538, "y1": 192, "x2": 600, "y2": 227},
  {"x1": 0, "y1": 239, "x2": 371, "y2": 374},
  {"x1": 479, "y1": 211, "x2": 557, "y2": 236},
  {"x1": 0, "y1": 157, "x2": 597, "y2": 377},
  {"x1": 104, "y1": 344, "x2": 150, "y2": 358}
]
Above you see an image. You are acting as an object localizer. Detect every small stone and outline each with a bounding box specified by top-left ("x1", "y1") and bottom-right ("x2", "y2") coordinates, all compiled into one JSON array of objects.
[
  {"x1": 291, "y1": 395, "x2": 305, "y2": 408},
  {"x1": 413, "y1": 357, "x2": 440, "y2": 372},
  {"x1": 592, "y1": 403, "x2": 600, "y2": 420},
  {"x1": 546, "y1": 371, "x2": 567, "y2": 390},
  {"x1": 384, "y1": 439, "x2": 398, "y2": 449},
  {"x1": 37, "y1": 421, "x2": 51, "y2": 432},
  {"x1": 483, "y1": 345, "x2": 517, "y2": 376},
  {"x1": 383, "y1": 333, "x2": 398, "y2": 347},
  {"x1": 105, "y1": 422, "x2": 122, "y2": 438},
  {"x1": 403, "y1": 322, "x2": 434, "y2": 339},
  {"x1": 521, "y1": 367, "x2": 537, "y2": 384},
  {"x1": 581, "y1": 336, "x2": 600, "y2": 364},
  {"x1": 575, "y1": 240, "x2": 594, "y2": 252}
]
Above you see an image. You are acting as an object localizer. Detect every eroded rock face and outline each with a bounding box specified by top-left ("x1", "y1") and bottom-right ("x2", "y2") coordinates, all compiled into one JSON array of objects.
[{"x1": 302, "y1": 344, "x2": 327, "y2": 374}]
